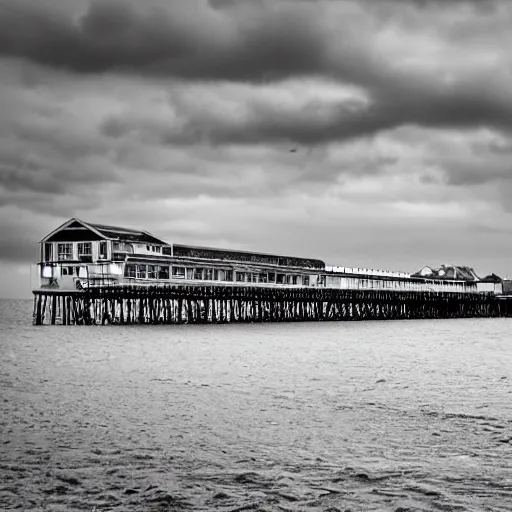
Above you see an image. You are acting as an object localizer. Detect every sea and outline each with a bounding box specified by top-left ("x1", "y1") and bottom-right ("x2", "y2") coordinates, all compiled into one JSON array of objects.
[{"x1": 1, "y1": 298, "x2": 512, "y2": 512}]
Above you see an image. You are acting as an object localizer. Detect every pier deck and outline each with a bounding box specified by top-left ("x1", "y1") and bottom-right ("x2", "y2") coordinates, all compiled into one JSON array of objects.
[{"x1": 32, "y1": 285, "x2": 512, "y2": 325}]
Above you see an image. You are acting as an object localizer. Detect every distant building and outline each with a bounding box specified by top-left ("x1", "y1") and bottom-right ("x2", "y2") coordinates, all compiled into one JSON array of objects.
[
  {"x1": 411, "y1": 265, "x2": 480, "y2": 281},
  {"x1": 502, "y1": 279, "x2": 512, "y2": 295},
  {"x1": 477, "y1": 274, "x2": 503, "y2": 295}
]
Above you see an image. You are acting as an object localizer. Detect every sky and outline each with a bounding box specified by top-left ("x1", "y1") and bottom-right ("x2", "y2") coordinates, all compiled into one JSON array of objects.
[{"x1": 1, "y1": 0, "x2": 512, "y2": 298}]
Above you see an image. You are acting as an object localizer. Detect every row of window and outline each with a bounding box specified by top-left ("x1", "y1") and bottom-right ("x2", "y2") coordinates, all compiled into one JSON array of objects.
[
  {"x1": 46, "y1": 242, "x2": 107, "y2": 261},
  {"x1": 111, "y1": 243, "x2": 162, "y2": 255},
  {"x1": 172, "y1": 266, "x2": 310, "y2": 285},
  {"x1": 125, "y1": 265, "x2": 170, "y2": 280},
  {"x1": 345, "y1": 279, "x2": 474, "y2": 290},
  {"x1": 124, "y1": 265, "x2": 311, "y2": 285},
  {"x1": 171, "y1": 267, "x2": 234, "y2": 281},
  {"x1": 354, "y1": 279, "x2": 407, "y2": 289},
  {"x1": 57, "y1": 242, "x2": 93, "y2": 260}
]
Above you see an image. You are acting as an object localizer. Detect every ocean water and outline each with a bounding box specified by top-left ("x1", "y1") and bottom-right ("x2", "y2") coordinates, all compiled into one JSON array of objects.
[{"x1": 1, "y1": 298, "x2": 512, "y2": 512}]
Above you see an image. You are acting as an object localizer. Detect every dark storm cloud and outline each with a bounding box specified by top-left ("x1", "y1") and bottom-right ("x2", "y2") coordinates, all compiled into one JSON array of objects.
[
  {"x1": 0, "y1": 153, "x2": 116, "y2": 195},
  {"x1": 100, "y1": 77, "x2": 512, "y2": 149},
  {"x1": 0, "y1": 121, "x2": 120, "y2": 197},
  {"x1": 2, "y1": 0, "x2": 489, "y2": 85},
  {"x1": 3, "y1": 0, "x2": 511, "y2": 147},
  {"x1": 0, "y1": 64, "x2": 122, "y2": 206},
  {"x1": 0, "y1": 0, "x2": 327, "y2": 81}
]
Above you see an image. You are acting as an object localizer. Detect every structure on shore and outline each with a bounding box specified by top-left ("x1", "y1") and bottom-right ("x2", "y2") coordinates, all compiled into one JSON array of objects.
[{"x1": 32, "y1": 218, "x2": 511, "y2": 325}]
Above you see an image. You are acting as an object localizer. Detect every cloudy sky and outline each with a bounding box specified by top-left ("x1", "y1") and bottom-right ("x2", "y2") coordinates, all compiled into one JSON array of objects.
[{"x1": 1, "y1": 0, "x2": 512, "y2": 298}]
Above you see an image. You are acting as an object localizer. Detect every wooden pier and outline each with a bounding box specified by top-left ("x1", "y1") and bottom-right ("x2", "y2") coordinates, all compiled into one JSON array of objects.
[{"x1": 32, "y1": 285, "x2": 512, "y2": 325}]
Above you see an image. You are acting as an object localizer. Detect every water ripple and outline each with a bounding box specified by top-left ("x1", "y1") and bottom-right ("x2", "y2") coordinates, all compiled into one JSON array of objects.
[{"x1": 1, "y1": 299, "x2": 512, "y2": 511}]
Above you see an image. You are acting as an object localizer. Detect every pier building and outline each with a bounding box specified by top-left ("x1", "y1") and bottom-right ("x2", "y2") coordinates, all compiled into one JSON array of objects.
[
  {"x1": 31, "y1": 219, "x2": 512, "y2": 325},
  {"x1": 34, "y1": 218, "x2": 484, "y2": 295}
]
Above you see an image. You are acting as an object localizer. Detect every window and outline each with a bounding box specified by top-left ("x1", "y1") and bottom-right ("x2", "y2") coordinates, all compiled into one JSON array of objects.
[
  {"x1": 172, "y1": 266, "x2": 186, "y2": 279},
  {"x1": 125, "y1": 265, "x2": 136, "y2": 278},
  {"x1": 159, "y1": 266, "x2": 170, "y2": 280},
  {"x1": 276, "y1": 274, "x2": 285, "y2": 284},
  {"x1": 205, "y1": 269, "x2": 214, "y2": 280},
  {"x1": 303, "y1": 275, "x2": 310, "y2": 286},
  {"x1": 78, "y1": 242, "x2": 92, "y2": 262},
  {"x1": 57, "y1": 243, "x2": 73, "y2": 261},
  {"x1": 78, "y1": 243, "x2": 91, "y2": 256},
  {"x1": 148, "y1": 265, "x2": 157, "y2": 279},
  {"x1": 136, "y1": 265, "x2": 147, "y2": 279},
  {"x1": 236, "y1": 272, "x2": 245, "y2": 282},
  {"x1": 44, "y1": 243, "x2": 53, "y2": 262},
  {"x1": 99, "y1": 241, "x2": 107, "y2": 259},
  {"x1": 268, "y1": 273, "x2": 276, "y2": 283},
  {"x1": 61, "y1": 266, "x2": 79, "y2": 276},
  {"x1": 292, "y1": 276, "x2": 298, "y2": 285},
  {"x1": 259, "y1": 273, "x2": 268, "y2": 283},
  {"x1": 194, "y1": 268, "x2": 204, "y2": 280},
  {"x1": 225, "y1": 270, "x2": 233, "y2": 281},
  {"x1": 187, "y1": 268, "x2": 194, "y2": 280}
]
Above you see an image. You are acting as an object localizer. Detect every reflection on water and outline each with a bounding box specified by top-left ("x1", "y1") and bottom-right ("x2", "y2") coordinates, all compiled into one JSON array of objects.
[{"x1": 1, "y1": 299, "x2": 512, "y2": 511}]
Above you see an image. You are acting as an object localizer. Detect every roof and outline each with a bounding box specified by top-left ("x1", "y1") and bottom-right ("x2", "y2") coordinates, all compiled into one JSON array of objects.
[
  {"x1": 88, "y1": 221, "x2": 168, "y2": 245},
  {"x1": 172, "y1": 243, "x2": 325, "y2": 269},
  {"x1": 479, "y1": 273, "x2": 502, "y2": 283},
  {"x1": 411, "y1": 264, "x2": 480, "y2": 281},
  {"x1": 41, "y1": 218, "x2": 168, "y2": 245}
]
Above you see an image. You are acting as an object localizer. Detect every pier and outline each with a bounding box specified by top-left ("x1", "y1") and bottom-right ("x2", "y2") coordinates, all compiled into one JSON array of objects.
[
  {"x1": 31, "y1": 218, "x2": 512, "y2": 326},
  {"x1": 32, "y1": 286, "x2": 512, "y2": 326}
]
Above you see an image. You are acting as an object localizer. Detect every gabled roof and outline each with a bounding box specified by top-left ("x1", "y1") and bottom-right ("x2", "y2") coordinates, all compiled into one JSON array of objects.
[
  {"x1": 41, "y1": 218, "x2": 168, "y2": 245},
  {"x1": 40, "y1": 218, "x2": 104, "y2": 243},
  {"x1": 411, "y1": 264, "x2": 480, "y2": 281}
]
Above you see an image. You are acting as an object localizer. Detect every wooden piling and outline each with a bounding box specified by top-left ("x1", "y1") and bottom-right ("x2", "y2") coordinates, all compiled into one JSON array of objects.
[{"x1": 31, "y1": 286, "x2": 512, "y2": 326}]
